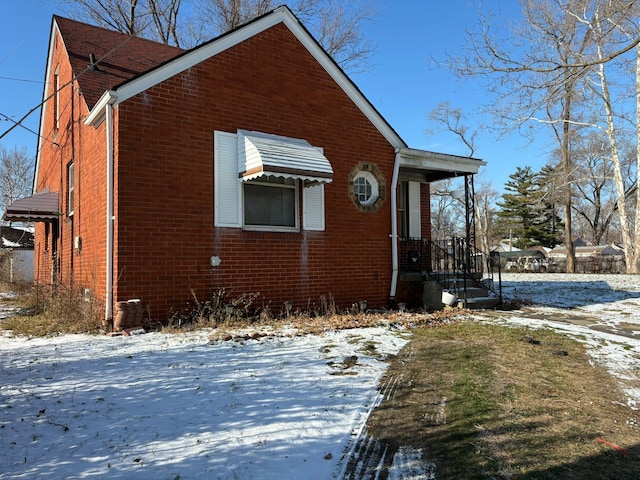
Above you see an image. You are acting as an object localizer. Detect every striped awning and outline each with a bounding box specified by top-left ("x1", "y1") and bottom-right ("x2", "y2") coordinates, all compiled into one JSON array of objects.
[
  {"x1": 238, "y1": 130, "x2": 333, "y2": 183},
  {"x1": 3, "y1": 189, "x2": 61, "y2": 223}
]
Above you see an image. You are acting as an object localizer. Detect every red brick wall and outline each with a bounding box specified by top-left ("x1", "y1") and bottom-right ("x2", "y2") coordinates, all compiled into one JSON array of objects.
[
  {"x1": 36, "y1": 22, "x2": 436, "y2": 321},
  {"x1": 114, "y1": 23, "x2": 397, "y2": 319},
  {"x1": 34, "y1": 28, "x2": 109, "y2": 310}
]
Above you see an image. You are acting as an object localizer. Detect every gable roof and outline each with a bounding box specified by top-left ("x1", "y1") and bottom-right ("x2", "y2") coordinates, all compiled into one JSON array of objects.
[
  {"x1": 54, "y1": 16, "x2": 183, "y2": 110},
  {"x1": 38, "y1": 7, "x2": 484, "y2": 189},
  {"x1": 82, "y1": 6, "x2": 408, "y2": 149}
]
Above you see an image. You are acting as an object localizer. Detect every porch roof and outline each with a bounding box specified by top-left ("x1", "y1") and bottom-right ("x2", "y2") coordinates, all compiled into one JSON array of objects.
[
  {"x1": 397, "y1": 147, "x2": 486, "y2": 182},
  {"x1": 3, "y1": 189, "x2": 61, "y2": 223}
]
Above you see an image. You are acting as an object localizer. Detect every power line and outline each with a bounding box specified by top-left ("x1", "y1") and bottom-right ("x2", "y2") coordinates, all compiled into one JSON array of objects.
[
  {"x1": 0, "y1": 19, "x2": 143, "y2": 142},
  {"x1": 0, "y1": 76, "x2": 43, "y2": 84},
  {"x1": 0, "y1": 111, "x2": 58, "y2": 147}
]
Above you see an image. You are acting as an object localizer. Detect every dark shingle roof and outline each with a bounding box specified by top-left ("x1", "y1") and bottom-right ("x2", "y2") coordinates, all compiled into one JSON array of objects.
[{"x1": 54, "y1": 16, "x2": 184, "y2": 109}]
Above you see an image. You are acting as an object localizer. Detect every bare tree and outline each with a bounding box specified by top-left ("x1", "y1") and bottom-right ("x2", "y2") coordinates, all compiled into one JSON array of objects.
[
  {"x1": 199, "y1": 0, "x2": 272, "y2": 32},
  {"x1": 0, "y1": 145, "x2": 34, "y2": 223},
  {"x1": 430, "y1": 178, "x2": 465, "y2": 240},
  {"x1": 148, "y1": 0, "x2": 182, "y2": 45},
  {"x1": 428, "y1": 101, "x2": 477, "y2": 156},
  {"x1": 444, "y1": 0, "x2": 640, "y2": 272},
  {"x1": 554, "y1": 0, "x2": 640, "y2": 271},
  {"x1": 58, "y1": 0, "x2": 185, "y2": 45},
  {"x1": 57, "y1": 0, "x2": 376, "y2": 72},
  {"x1": 189, "y1": 0, "x2": 377, "y2": 73},
  {"x1": 428, "y1": 102, "x2": 495, "y2": 259},
  {"x1": 568, "y1": 132, "x2": 622, "y2": 244}
]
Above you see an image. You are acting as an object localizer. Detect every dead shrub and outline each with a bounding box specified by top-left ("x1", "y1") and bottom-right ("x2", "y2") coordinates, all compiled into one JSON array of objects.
[
  {"x1": 2, "y1": 281, "x2": 103, "y2": 336},
  {"x1": 164, "y1": 289, "x2": 263, "y2": 331}
]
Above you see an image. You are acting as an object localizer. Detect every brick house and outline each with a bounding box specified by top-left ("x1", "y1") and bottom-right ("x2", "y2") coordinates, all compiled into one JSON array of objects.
[{"x1": 6, "y1": 6, "x2": 487, "y2": 323}]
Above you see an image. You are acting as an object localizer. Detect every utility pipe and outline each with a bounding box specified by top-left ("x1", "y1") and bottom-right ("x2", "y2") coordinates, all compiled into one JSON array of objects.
[{"x1": 105, "y1": 103, "x2": 114, "y2": 323}]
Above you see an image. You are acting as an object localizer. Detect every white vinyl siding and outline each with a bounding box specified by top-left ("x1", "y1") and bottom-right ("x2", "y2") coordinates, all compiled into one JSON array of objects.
[
  {"x1": 408, "y1": 181, "x2": 421, "y2": 238},
  {"x1": 214, "y1": 131, "x2": 242, "y2": 227},
  {"x1": 303, "y1": 184, "x2": 325, "y2": 231}
]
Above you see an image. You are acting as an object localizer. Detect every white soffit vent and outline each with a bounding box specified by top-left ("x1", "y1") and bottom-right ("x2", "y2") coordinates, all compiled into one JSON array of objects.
[{"x1": 238, "y1": 130, "x2": 333, "y2": 183}]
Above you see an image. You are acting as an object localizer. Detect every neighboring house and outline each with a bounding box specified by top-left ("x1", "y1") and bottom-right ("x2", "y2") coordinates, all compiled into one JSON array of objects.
[
  {"x1": 0, "y1": 226, "x2": 35, "y2": 283},
  {"x1": 491, "y1": 243, "x2": 521, "y2": 253},
  {"x1": 549, "y1": 244, "x2": 625, "y2": 273},
  {"x1": 5, "y1": 7, "x2": 485, "y2": 323}
]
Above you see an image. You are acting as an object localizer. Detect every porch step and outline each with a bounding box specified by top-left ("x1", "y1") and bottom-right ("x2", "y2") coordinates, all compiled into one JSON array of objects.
[
  {"x1": 454, "y1": 286, "x2": 492, "y2": 299},
  {"x1": 459, "y1": 294, "x2": 501, "y2": 310},
  {"x1": 446, "y1": 287, "x2": 501, "y2": 309},
  {"x1": 429, "y1": 271, "x2": 483, "y2": 284}
]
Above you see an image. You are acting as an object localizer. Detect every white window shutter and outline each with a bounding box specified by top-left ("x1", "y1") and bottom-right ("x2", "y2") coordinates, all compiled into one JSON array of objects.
[
  {"x1": 214, "y1": 131, "x2": 242, "y2": 227},
  {"x1": 408, "y1": 181, "x2": 422, "y2": 238},
  {"x1": 303, "y1": 183, "x2": 325, "y2": 231}
]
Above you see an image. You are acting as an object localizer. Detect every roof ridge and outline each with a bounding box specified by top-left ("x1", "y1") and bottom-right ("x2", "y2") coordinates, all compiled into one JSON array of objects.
[
  {"x1": 53, "y1": 15, "x2": 184, "y2": 109},
  {"x1": 53, "y1": 14, "x2": 186, "y2": 51}
]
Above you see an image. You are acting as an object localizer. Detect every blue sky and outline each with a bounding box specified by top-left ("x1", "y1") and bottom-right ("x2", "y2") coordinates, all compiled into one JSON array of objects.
[{"x1": 0, "y1": 0, "x2": 551, "y2": 192}]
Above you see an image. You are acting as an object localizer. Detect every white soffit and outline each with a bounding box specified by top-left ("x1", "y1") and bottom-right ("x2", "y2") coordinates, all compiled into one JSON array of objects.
[
  {"x1": 398, "y1": 147, "x2": 486, "y2": 175},
  {"x1": 238, "y1": 130, "x2": 333, "y2": 183}
]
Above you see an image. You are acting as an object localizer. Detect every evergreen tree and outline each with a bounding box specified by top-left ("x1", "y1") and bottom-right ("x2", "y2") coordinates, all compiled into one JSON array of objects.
[
  {"x1": 497, "y1": 166, "x2": 563, "y2": 248},
  {"x1": 536, "y1": 164, "x2": 564, "y2": 247}
]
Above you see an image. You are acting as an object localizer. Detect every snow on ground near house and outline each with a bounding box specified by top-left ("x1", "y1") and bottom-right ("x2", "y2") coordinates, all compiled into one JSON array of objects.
[
  {"x1": 0, "y1": 324, "x2": 410, "y2": 479},
  {"x1": 1, "y1": 273, "x2": 640, "y2": 479}
]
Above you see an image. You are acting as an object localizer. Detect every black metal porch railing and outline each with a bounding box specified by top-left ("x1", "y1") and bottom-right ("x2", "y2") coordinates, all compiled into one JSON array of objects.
[{"x1": 399, "y1": 237, "x2": 502, "y2": 302}]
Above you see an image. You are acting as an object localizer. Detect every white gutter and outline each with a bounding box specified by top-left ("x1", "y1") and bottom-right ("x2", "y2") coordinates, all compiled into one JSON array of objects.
[
  {"x1": 105, "y1": 101, "x2": 115, "y2": 322},
  {"x1": 85, "y1": 90, "x2": 117, "y2": 126},
  {"x1": 389, "y1": 151, "x2": 401, "y2": 299}
]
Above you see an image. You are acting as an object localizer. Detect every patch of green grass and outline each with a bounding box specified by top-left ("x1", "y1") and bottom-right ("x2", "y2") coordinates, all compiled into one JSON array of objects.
[{"x1": 366, "y1": 320, "x2": 640, "y2": 479}]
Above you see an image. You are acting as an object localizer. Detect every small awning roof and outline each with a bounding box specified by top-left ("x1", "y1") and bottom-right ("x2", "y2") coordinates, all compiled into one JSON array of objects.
[
  {"x1": 3, "y1": 189, "x2": 61, "y2": 223},
  {"x1": 397, "y1": 147, "x2": 486, "y2": 182},
  {"x1": 238, "y1": 130, "x2": 333, "y2": 183}
]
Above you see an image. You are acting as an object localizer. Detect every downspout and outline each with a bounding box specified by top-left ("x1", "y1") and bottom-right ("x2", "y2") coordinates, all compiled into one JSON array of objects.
[
  {"x1": 389, "y1": 150, "x2": 401, "y2": 300},
  {"x1": 105, "y1": 103, "x2": 114, "y2": 323}
]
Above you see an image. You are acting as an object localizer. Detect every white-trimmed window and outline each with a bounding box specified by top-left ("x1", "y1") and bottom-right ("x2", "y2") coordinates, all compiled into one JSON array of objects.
[
  {"x1": 67, "y1": 162, "x2": 75, "y2": 216},
  {"x1": 214, "y1": 130, "x2": 330, "y2": 232},
  {"x1": 244, "y1": 176, "x2": 298, "y2": 230},
  {"x1": 348, "y1": 162, "x2": 386, "y2": 213},
  {"x1": 353, "y1": 171, "x2": 379, "y2": 206}
]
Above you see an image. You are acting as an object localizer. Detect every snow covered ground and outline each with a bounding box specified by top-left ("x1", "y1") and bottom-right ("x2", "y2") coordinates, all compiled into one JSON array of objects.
[
  {"x1": 0, "y1": 324, "x2": 410, "y2": 479},
  {"x1": 1, "y1": 273, "x2": 639, "y2": 479}
]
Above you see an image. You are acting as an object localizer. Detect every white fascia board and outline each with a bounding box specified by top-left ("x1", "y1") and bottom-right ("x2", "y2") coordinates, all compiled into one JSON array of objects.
[
  {"x1": 34, "y1": 21, "x2": 61, "y2": 192},
  {"x1": 86, "y1": 6, "x2": 405, "y2": 149},
  {"x1": 279, "y1": 12, "x2": 406, "y2": 149},
  {"x1": 112, "y1": 9, "x2": 288, "y2": 105},
  {"x1": 397, "y1": 147, "x2": 486, "y2": 174},
  {"x1": 85, "y1": 90, "x2": 118, "y2": 127}
]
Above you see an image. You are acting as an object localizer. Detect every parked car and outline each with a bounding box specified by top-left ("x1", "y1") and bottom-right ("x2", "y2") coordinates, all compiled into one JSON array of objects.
[{"x1": 505, "y1": 256, "x2": 557, "y2": 273}]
